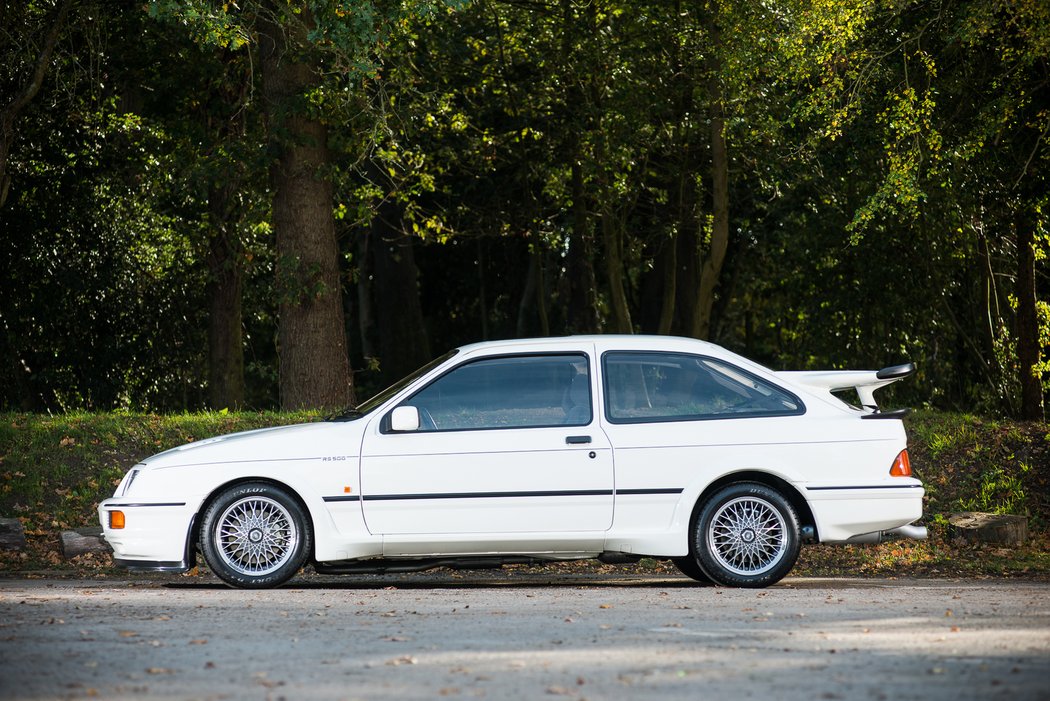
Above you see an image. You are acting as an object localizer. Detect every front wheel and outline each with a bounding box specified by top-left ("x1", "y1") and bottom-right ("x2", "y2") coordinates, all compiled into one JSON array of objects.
[
  {"x1": 199, "y1": 482, "x2": 311, "y2": 589},
  {"x1": 693, "y1": 482, "x2": 800, "y2": 588},
  {"x1": 671, "y1": 556, "x2": 712, "y2": 583}
]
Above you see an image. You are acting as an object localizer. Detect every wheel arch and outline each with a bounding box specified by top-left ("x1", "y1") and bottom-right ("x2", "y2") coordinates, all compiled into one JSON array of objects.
[
  {"x1": 687, "y1": 470, "x2": 816, "y2": 543},
  {"x1": 193, "y1": 476, "x2": 317, "y2": 559}
]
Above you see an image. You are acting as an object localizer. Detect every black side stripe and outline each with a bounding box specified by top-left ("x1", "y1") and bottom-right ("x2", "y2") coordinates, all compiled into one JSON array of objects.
[
  {"x1": 364, "y1": 489, "x2": 613, "y2": 501},
  {"x1": 105, "y1": 502, "x2": 186, "y2": 507},
  {"x1": 322, "y1": 488, "x2": 683, "y2": 503},
  {"x1": 806, "y1": 485, "x2": 923, "y2": 491}
]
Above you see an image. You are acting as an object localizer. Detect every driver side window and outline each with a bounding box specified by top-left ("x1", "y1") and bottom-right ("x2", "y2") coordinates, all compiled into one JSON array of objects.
[{"x1": 398, "y1": 354, "x2": 591, "y2": 431}]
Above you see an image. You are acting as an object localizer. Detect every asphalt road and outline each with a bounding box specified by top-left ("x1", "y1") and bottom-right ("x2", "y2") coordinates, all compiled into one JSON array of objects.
[{"x1": 0, "y1": 572, "x2": 1047, "y2": 700}]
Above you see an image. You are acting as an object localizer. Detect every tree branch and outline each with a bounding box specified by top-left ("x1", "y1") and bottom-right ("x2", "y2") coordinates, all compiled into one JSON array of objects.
[{"x1": 4, "y1": 0, "x2": 74, "y2": 118}]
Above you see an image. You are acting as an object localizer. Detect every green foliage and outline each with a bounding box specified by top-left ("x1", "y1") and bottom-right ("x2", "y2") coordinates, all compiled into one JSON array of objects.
[
  {"x1": 907, "y1": 411, "x2": 1049, "y2": 527},
  {"x1": 0, "y1": 411, "x2": 318, "y2": 533},
  {"x1": 148, "y1": 0, "x2": 469, "y2": 79},
  {"x1": 958, "y1": 464, "x2": 1029, "y2": 516},
  {"x1": 0, "y1": 2, "x2": 278, "y2": 411},
  {"x1": 1, "y1": 0, "x2": 1047, "y2": 416}
]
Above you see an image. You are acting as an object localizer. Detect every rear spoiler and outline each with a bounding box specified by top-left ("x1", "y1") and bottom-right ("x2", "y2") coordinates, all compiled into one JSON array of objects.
[{"x1": 778, "y1": 363, "x2": 915, "y2": 419}]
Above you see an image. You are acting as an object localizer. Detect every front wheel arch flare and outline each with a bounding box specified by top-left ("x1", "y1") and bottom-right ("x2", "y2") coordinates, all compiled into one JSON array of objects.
[
  {"x1": 198, "y1": 481, "x2": 313, "y2": 588},
  {"x1": 195, "y1": 477, "x2": 316, "y2": 560}
]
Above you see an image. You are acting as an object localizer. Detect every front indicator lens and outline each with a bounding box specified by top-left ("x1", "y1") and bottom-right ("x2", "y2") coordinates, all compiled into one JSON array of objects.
[
  {"x1": 890, "y1": 449, "x2": 912, "y2": 477},
  {"x1": 109, "y1": 511, "x2": 125, "y2": 529}
]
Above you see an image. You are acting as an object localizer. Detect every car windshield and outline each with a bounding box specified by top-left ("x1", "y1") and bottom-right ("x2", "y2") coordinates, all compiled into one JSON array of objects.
[{"x1": 326, "y1": 349, "x2": 459, "y2": 422}]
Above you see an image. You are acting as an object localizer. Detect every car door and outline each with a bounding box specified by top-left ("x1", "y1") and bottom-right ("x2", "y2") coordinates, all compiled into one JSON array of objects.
[{"x1": 359, "y1": 351, "x2": 614, "y2": 540}]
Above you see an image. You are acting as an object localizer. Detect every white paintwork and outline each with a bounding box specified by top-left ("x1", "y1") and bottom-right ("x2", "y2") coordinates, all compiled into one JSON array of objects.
[
  {"x1": 779, "y1": 370, "x2": 900, "y2": 408},
  {"x1": 389, "y1": 406, "x2": 420, "y2": 432},
  {"x1": 98, "y1": 335, "x2": 924, "y2": 574}
]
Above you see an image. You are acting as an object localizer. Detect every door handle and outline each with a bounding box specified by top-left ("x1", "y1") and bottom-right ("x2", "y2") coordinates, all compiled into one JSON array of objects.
[{"x1": 565, "y1": 435, "x2": 592, "y2": 444}]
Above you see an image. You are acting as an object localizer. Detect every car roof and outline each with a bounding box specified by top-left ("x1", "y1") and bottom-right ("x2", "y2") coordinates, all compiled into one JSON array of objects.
[{"x1": 453, "y1": 335, "x2": 757, "y2": 367}]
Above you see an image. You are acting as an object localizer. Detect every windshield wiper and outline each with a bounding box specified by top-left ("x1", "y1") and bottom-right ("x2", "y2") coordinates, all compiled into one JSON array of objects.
[{"x1": 326, "y1": 407, "x2": 363, "y2": 422}]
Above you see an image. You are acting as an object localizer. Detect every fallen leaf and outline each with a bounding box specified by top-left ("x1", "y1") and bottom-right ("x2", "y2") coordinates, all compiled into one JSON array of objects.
[{"x1": 386, "y1": 656, "x2": 417, "y2": 666}]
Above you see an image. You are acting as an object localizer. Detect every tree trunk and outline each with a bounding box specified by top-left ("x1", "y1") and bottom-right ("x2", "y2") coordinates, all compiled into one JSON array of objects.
[
  {"x1": 692, "y1": 22, "x2": 730, "y2": 341},
  {"x1": 516, "y1": 247, "x2": 538, "y2": 337},
  {"x1": 676, "y1": 226, "x2": 700, "y2": 336},
  {"x1": 567, "y1": 159, "x2": 600, "y2": 333},
  {"x1": 260, "y1": 9, "x2": 351, "y2": 410},
  {"x1": 656, "y1": 232, "x2": 678, "y2": 335},
  {"x1": 369, "y1": 198, "x2": 431, "y2": 384},
  {"x1": 560, "y1": 0, "x2": 598, "y2": 334},
  {"x1": 949, "y1": 512, "x2": 1028, "y2": 546},
  {"x1": 602, "y1": 211, "x2": 633, "y2": 333},
  {"x1": 1016, "y1": 208, "x2": 1044, "y2": 421},
  {"x1": 535, "y1": 246, "x2": 551, "y2": 336},
  {"x1": 356, "y1": 229, "x2": 375, "y2": 362},
  {"x1": 206, "y1": 185, "x2": 245, "y2": 410},
  {"x1": 478, "y1": 239, "x2": 490, "y2": 340}
]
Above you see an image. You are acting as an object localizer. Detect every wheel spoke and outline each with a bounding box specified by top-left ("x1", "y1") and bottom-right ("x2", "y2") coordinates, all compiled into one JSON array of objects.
[
  {"x1": 214, "y1": 496, "x2": 299, "y2": 577},
  {"x1": 706, "y1": 496, "x2": 787, "y2": 577}
]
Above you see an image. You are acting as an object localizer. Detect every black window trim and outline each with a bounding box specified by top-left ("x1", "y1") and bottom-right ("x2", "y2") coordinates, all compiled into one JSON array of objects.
[
  {"x1": 381, "y1": 351, "x2": 593, "y2": 434},
  {"x1": 600, "y1": 350, "x2": 806, "y2": 425}
]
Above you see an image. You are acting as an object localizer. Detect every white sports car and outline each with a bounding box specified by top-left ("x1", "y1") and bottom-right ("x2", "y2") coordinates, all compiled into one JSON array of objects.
[{"x1": 98, "y1": 335, "x2": 926, "y2": 589}]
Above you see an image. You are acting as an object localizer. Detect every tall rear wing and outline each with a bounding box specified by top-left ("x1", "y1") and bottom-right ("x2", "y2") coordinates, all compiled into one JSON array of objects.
[{"x1": 778, "y1": 363, "x2": 915, "y2": 419}]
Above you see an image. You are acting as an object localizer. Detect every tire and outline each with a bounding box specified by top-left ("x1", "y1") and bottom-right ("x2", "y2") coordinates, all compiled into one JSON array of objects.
[
  {"x1": 199, "y1": 482, "x2": 311, "y2": 589},
  {"x1": 671, "y1": 556, "x2": 713, "y2": 584},
  {"x1": 693, "y1": 482, "x2": 800, "y2": 588}
]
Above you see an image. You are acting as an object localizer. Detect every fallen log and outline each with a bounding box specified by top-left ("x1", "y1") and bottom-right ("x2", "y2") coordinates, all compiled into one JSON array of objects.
[
  {"x1": 0, "y1": 518, "x2": 27, "y2": 550},
  {"x1": 948, "y1": 512, "x2": 1028, "y2": 546},
  {"x1": 61, "y1": 527, "x2": 110, "y2": 559}
]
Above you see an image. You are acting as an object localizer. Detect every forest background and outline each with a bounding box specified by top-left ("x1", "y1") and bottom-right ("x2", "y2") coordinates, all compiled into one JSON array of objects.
[{"x1": 1, "y1": 0, "x2": 1048, "y2": 422}]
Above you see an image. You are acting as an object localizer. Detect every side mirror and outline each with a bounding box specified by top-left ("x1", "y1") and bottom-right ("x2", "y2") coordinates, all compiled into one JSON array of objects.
[{"x1": 390, "y1": 406, "x2": 421, "y2": 432}]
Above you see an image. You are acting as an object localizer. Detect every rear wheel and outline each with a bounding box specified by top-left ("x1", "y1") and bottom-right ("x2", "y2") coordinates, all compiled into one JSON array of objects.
[
  {"x1": 199, "y1": 482, "x2": 311, "y2": 589},
  {"x1": 694, "y1": 482, "x2": 800, "y2": 588}
]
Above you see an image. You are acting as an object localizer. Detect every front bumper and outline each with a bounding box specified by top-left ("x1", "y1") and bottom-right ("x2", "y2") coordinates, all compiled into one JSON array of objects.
[{"x1": 97, "y1": 499, "x2": 197, "y2": 571}]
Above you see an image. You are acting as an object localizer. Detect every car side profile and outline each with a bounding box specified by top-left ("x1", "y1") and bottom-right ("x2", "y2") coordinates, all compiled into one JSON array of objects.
[{"x1": 98, "y1": 335, "x2": 926, "y2": 589}]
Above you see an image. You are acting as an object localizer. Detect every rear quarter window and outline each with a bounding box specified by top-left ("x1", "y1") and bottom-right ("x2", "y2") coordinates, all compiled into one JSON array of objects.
[{"x1": 602, "y1": 351, "x2": 804, "y2": 423}]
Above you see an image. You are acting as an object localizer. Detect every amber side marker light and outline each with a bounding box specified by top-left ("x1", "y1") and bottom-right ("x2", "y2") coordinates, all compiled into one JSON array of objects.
[
  {"x1": 109, "y1": 511, "x2": 125, "y2": 529},
  {"x1": 889, "y1": 449, "x2": 912, "y2": 477}
]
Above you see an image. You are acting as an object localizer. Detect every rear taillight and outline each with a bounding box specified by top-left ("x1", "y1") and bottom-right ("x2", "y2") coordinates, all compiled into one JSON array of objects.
[{"x1": 890, "y1": 449, "x2": 912, "y2": 477}]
